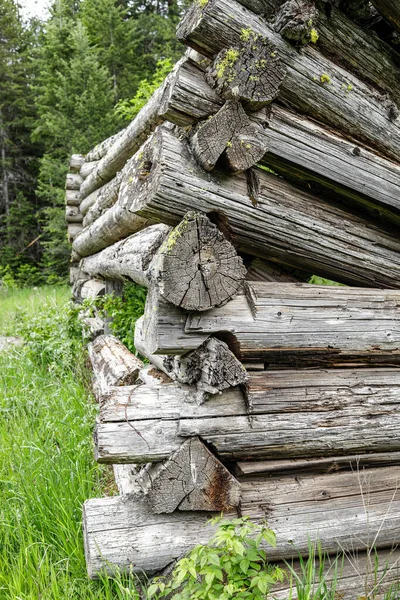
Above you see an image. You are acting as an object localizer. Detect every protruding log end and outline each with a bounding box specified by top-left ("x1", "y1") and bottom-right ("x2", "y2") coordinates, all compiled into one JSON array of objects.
[
  {"x1": 138, "y1": 437, "x2": 241, "y2": 514},
  {"x1": 206, "y1": 36, "x2": 286, "y2": 111},
  {"x1": 152, "y1": 212, "x2": 247, "y2": 312},
  {"x1": 273, "y1": 0, "x2": 319, "y2": 46}
]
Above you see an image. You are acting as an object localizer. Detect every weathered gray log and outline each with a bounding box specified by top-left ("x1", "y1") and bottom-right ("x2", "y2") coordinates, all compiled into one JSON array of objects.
[
  {"x1": 137, "y1": 437, "x2": 241, "y2": 513},
  {"x1": 65, "y1": 205, "x2": 83, "y2": 223},
  {"x1": 82, "y1": 176, "x2": 121, "y2": 227},
  {"x1": 80, "y1": 224, "x2": 171, "y2": 287},
  {"x1": 69, "y1": 154, "x2": 85, "y2": 173},
  {"x1": 177, "y1": 0, "x2": 400, "y2": 162},
  {"x1": 116, "y1": 127, "x2": 400, "y2": 289},
  {"x1": 81, "y1": 316, "x2": 105, "y2": 340},
  {"x1": 69, "y1": 265, "x2": 86, "y2": 284},
  {"x1": 234, "y1": 452, "x2": 400, "y2": 476},
  {"x1": 272, "y1": 0, "x2": 318, "y2": 45},
  {"x1": 206, "y1": 36, "x2": 286, "y2": 111},
  {"x1": 88, "y1": 334, "x2": 143, "y2": 394},
  {"x1": 65, "y1": 189, "x2": 81, "y2": 206},
  {"x1": 66, "y1": 173, "x2": 83, "y2": 190},
  {"x1": 80, "y1": 160, "x2": 98, "y2": 180},
  {"x1": 371, "y1": 0, "x2": 400, "y2": 32},
  {"x1": 83, "y1": 465, "x2": 400, "y2": 576},
  {"x1": 67, "y1": 223, "x2": 83, "y2": 243},
  {"x1": 95, "y1": 368, "x2": 400, "y2": 463},
  {"x1": 135, "y1": 312, "x2": 247, "y2": 403},
  {"x1": 113, "y1": 464, "x2": 141, "y2": 495},
  {"x1": 185, "y1": 282, "x2": 400, "y2": 366},
  {"x1": 246, "y1": 257, "x2": 305, "y2": 282},
  {"x1": 72, "y1": 278, "x2": 105, "y2": 303},
  {"x1": 85, "y1": 130, "x2": 125, "y2": 163},
  {"x1": 149, "y1": 212, "x2": 246, "y2": 311}
]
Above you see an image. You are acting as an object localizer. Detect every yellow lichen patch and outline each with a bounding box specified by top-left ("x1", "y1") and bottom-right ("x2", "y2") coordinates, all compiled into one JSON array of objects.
[
  {"x1": 320, "y1": 73, "x2": 331, "y2": 84},
  {"x1": 240, "y1": 27, "x2": 257, "y2": 42},
  {"x1": 197, "y1": 0, "x2": 208, "y2": 7},
  {"x1": 216, "y1": 48, "x2": 240, "y2": 80},
  {"x1": 310, "y1": 28, "x2": 319, "y2": 43}
]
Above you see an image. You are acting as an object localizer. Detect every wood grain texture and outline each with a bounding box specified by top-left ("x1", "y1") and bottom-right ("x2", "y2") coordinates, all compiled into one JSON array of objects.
[
  {"x1": 371, "y1": 0, "x2": 400, "y2": 32},
  {"x1": 117, "y1": 127, "x2": 400, "y2": 289},
  {"x1": 69, "y1": 154, "x2": 85, "y2": 173},
  {"x1": 95, "y1": 368, "x2": 400, "y2": 463},
  {"x1": 72, "y1": 278, "x2": 105, "y2": 303},
  {"x1": 246, "y1": 257, "x2": 306, "y2": 283},
  {"x1": 80, "y1": 160, "x2": 98, "y2": 180},
  {"x1": 65, "y1": 173, "x2": 83, "y2": 191},
  {"x1": 82, "y1": 176, "x2": 121, "y2": 227},
  {"x1": 85, "y1": 130, "x2": 125, "y2": 163},
  {"x1": 88, "y1": 334, "x2": 143, "y2": 394},
  {"x1": 83, "y1": 466, "x2": 400, "y2": 576},
  {"x1": 177, "y1": 0, "x2": 400, "y2": 162}
]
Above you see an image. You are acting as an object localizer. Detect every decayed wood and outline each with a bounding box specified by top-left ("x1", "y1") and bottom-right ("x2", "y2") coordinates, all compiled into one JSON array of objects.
[
  {"x1": 84, "y1": 465, "x2": 400, "y2": 576},
  {"x1": 135, "y1": 311, "x2": 247, "y2": 403},
  {"x1": 69, "y1": 154, "x2": 85, "y2": 173},
  {"x1": 80, "y1": 160, "x2": 98, "y2": 180},
  {"x1": 81, "y1": 316, "x2": 105, "y2": 340},
  {"x1": 65, "y1": 205, "x2": 83, "y2": 223},
  {"x1": 95, "y1": 368, "x2": 400, "y2": 463},
  {"x1": 66, "y1": 172, "x2": 83, "y2": 190},
  {"x1": 246, "y1": 257, "x2": 305, "y2": 282},
  {"x1": 206, "y1": 37, "x2": 286, "y2": 111},
  {"x1": 65, "y1": 189, "x2": 81, "y2": 206},
  {"x1": 80, "y1": 224, "x2": 171, "y2": 287},
  {"x1": 177, "y1": 0, "x2": 400, "y2": 162},
  {"x1": 186, "y1": 282, "x2": 400, "y2": 366},
  {"x1": 234, "y1": 452, "x2": 400, "y2": 477},
  {"x1": 67, "y1": 223, "x2": 83, "y2": 243},
  {"x1": 82, "y1": 176, "x2": 121, "y2": 227},
  {"x1": 150, "y1": 212, "x2": 246, "y2": 311},
  {"x1": 72, "y1": 278, "x2": 105, "y2": 303},
  {"x1": 137, "y1": 437, "x2": 241, "y2": 513},
  {"x1": 272, "y1": 0, "x2": 318, "y2": 45},
  {"x1": 85, "y1": 130, "x2": 125, "y2": 163},
  {"x1": 371, "y1": 0, "x2": 400, "y2": 32},
  {"x1": 113, "y1": 464, "x2": 141, "y2": 495},
  {"x1": 117, "y1": 127, "x2": 400, "y2": 289},
  {"x1": 69, "y1": 265, "x2": 86, "y2": 284},
  {"x1": 88, "y1": 334, "x2": 143, "y2": 393}
]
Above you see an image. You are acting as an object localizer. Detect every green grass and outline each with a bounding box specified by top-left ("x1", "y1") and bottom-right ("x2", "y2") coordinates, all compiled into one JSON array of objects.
[{"x1": 0, "y1": 286, "x2": 142, "y2": 599}]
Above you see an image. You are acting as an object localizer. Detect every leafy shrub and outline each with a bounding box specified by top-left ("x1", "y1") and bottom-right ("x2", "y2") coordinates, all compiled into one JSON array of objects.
[{"x1": 148, "y1": 516, "x2": 285, "y2": 600}]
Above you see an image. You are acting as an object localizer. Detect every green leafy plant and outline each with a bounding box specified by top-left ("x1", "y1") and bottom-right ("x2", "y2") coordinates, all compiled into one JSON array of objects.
[{"x1": 148, "y1": 516, "x2": 285, "y2": 600}]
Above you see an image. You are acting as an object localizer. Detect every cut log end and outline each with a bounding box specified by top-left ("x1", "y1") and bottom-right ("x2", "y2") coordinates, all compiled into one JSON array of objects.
[
  {"x1": 138, "y1": 437, "x2": 241, "y2": 513},
  {"x1": 206, "y1": 37, "x2": 286, "y2": 111},
  {"x1": 273, "y1": 0, "x2": 319, "y2": 46},
  {"x1": 152, "y1": 212, "x2": 247, "y2": 312}
]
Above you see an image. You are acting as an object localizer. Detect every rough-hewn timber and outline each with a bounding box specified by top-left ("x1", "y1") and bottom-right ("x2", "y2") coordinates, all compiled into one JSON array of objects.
[{"x1": 88, "y1": 334, "x2": 143, "y2": 394}]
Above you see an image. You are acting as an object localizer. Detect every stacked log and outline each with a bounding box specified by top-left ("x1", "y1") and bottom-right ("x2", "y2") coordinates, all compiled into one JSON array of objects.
[{"x1": 65, "y1": 0, "x2": 400, "y2": 594}]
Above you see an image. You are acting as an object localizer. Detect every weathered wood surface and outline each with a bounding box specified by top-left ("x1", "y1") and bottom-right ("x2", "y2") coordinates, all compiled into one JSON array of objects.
[
  {"x1": 371, "y1": 0, "x2": 400, "y2": 32},
  {"x1": 95, "y1": 367, "x2": 400, "y2": 463},
  {"x1": 117, "y1": 127, "x2": 400, "y2": 289},
  {"x1": 72, "y1": 278, "x2": 105, "y2": 303},
  {"x1": 69, "y1": 154, "x2": 85, "y2": 173},
  {"x1": 88, "y1": 334, "x2": 143, "y2": 394},
  {"x1": 246, "y1": 257, "x2": 305, "y2": 282},
  {"x1": 84, "y1": 466, "x2": 400, "y2": 576},
  {"x1": 85, "y1": 130, "x2": 125, "y2": 163},
  {"x1": 65, "y1": 205, "x2": 83, "y2": 223},
  {"x1": 66, "y1": 172, "x2": 83, "y2": 190},
  {"x1": 81, "y1": 316, "x2": 105, "y2": 340},
  {"x1": 80, "y1": 224, "x2": 171, "y2": 287},
  {"x1": 80, "y1": 188, "x2": 101, "y2": 216},
  {"x1": 82, "y1": 176, "x2": 121, "y2": 227},
  {"x1": 80, "y1": 160, "x2": 98, "y2": 180},
  {"x1": 67, "y1": 223, "x2": 83, "y2": 243},
  {"x1": 69, "y1": 265, "x2": 86, "y2": 284},
  {"x1": 65, "y1": 189, "x2": 81, "y2": 206},
  {"x1": 177, "y1": 0, "x2": 400, "y2": 162},
  {"x1": 186, "y1": 283, "x2": 400, "y2": 366},
  {"x1": 234, "y1": 452, "x2": 400, "y2": 476},
  {"x1": 113, "y1": 464, "x2": 140, "y2": 495},
  {"x1": 137, "y1": 437, "x2": 241, "y2": 513}
]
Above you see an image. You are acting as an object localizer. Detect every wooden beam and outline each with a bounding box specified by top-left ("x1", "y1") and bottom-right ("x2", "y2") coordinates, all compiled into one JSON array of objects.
[{"x1": 88, "y1": 334, "x2": 143, "y2": 394}]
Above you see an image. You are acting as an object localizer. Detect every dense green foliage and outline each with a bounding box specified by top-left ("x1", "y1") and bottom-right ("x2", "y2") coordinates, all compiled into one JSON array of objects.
[{"x1": 0, "y1": 0, "x2": 189, "y2": 286}]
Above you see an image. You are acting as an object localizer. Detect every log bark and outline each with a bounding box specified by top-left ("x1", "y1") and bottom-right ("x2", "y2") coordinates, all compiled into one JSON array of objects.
[
  {"x1": 117, "y1": 127, "x2": 400, "y2": 289},
  {"x1": 206, "y1": 37, "x2": 286, "y2": 110},
  {"x1": 371, "y1": 0, "x2": 400, "y2": 32},
  {"x1": 83, "y1": 465, "x2": 400, "y2": 576},
  {"x1": 80, "y1": 224, "x2": 171, "y2": 287},
  {"x1": 72, "y1": 278, "x2": 105, "y2": 303},
  {"x1": 137, "y1": 437, "x2": 241, "y2": 513},
  {"x1": 185, "y1": 282, "x2": 400, "y2": 366},
  {"x1": 65, "y1": 189, "x2": 81, "y2": 206},
  {"x1": 95, "y1": 368, "x2": 400, "y2": 463},
  {"x1": 65, "y1": 205, "x2": 83, "y2": 223},
  {"x1": 82, "y1": 176, "x2": 121, "y2": 227},
  {"x1": 69, "y1": 154, "x2": 85, "y2": 173},
  {"x1": 66, "y1": 173, "x2": 83, "y2": 191},
  {"x1": 177, "y1": 0, "x2": 400, "y2": 162},
  {"x1": 80, "y1": 160, "x2": 98, "y2": 180},
  {"x1": 88, "y1": 334, "x2": 143, "y2": 393}
]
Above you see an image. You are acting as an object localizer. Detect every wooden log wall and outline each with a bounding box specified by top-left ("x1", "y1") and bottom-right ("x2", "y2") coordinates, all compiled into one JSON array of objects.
[{"x1": 65, "y1": 0, "x2": 400, "y2": 592}]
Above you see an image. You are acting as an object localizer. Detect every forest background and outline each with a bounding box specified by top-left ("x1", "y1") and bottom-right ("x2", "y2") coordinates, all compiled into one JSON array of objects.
[{"x1": 0, "y1": 0, "x2": 190, "y2": 286}]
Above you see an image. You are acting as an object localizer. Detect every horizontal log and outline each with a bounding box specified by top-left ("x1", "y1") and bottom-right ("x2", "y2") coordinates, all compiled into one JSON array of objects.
[
  {"x1": 371, "y1": 0, "x2": 400, "y2": 32},
  {"x1": 80, "y1": 160, "x2": 98, "y2": 180},
  {"x1": 117, "y1": 127, "x2": 400, "y2": 289},
  {"x1": 72, "y1": 278, "x2": 105, "y2": 303},
  {"x1": 81, "y1": 316, "x2": 105, "y2": 340},
  {"x1": 80, "y1": 188, "x2": 101, "y2": 216},
  {"x1": 186, "y1": 282, "x2": 400, "y2": 366},
  {"x1": 65, "y1": 205, "x2": 83, "y2": 223},
  {"x1": 65, "y1": 189, "x2": 81, "y2": 206},
  {"x1": 84, "y1": 465, "x2": 400, "y2": 576},
  {"x1": 85, "y1": 130, "x2": 125, "y2": 163},
  {"x1": 177, "y1": 0, "x2": 400, "y2": 162},
  {"x1": 88, "y1": 334, "x2": 143, "y2": 393},
  {"x1": 82, "y1": 176, "x2": 121, "y2": 227},
  {"x1": 65, "y1": 173, "x2": 83, "y2": 191},
  {"x1": 69, "y1": 154, "x2": 85, "y2": 173},
  {"x1": 95, "y1": 368, "x2": 400, "y2": 463},
  {"x1": 67, "y1": 223, "x2": 83, "y2": 243},
  {"x1": 246, "y1": 257, "x2": 305, "y2": 282}
]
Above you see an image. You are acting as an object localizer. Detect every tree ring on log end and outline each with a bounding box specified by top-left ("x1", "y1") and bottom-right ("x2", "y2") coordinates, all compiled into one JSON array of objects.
[
  {"x1": 152, "y1": 212, "x2": 247, "y2": 312},
  {"x1": 206, "y1": 35, "x2": 286, "y2": 111}
]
